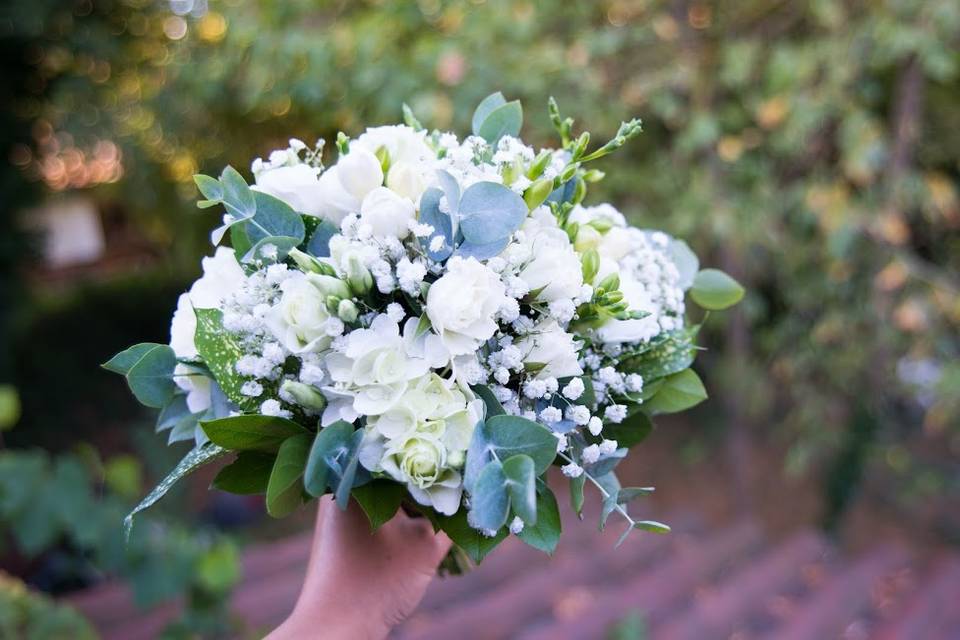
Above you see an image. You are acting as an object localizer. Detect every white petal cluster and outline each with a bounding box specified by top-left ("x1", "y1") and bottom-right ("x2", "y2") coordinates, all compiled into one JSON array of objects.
[{"x1": 165, "y1": 119, "x2": 698, "y2": 520}]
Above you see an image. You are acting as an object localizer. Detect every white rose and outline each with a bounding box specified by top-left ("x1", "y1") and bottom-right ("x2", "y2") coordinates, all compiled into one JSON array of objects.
[
  {"x1": 596, "y1": 272, "x2": 661, "y2": 344},
  {"x1": 355, "y1": 125, "x2": 434, "y2": 166},
  {"x1": 170, "y1": 248, "x2": 244, "y2": 359},
  {"x1": 265, "y1": 273, "x2": 333, "y2": 353},
  {"x1": 314, "y1": 166, "x2": 360, "y2": 225},
  {"x1": 336, "y1": 147, "x2": 383, "y2": 200},
  {"x1": 253, "y1": 164, "x2": 326, "y2": 217},
  {"x1": 386, "y1": 161, "x2": 427, "y2": 202},
  {"x1": 170, "y1": 293, "x2": 198, "y2": 360},
  {"x1": 518, "y1": 227, "x2": 583, "y2": 302},
  {"x1": 515, "y1": 319, "x2": 583, "y2": 380},
  {"x1": 173, "y1": 363, "x2": 211, "y2": 413},
  {"x1": 359, "y1": 187, "x2": 416, "y2": 240},
  {"x1": 188, "y1": 247, "x2": 245, "y2": 309},
  {"x1": 426, "y1": 257, "x2": 508, "y2": 356}
]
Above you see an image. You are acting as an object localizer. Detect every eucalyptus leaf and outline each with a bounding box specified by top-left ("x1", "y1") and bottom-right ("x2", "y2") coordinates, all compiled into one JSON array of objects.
[
  {"x1": 435, "y1": 168, "x2": 461, "y2": 215},
  {"x1": 469, "y1": 460, "x2": 509, "y2": 531},
  {"x1": 458, "y1": 181, "x2": 528, "y2": 245},
  {"x1": 598, "y1": 471, "x2": 622, "y2": 530},
  {"x1": 418, "y1": 186, "x2": 454, "y2": 261},
  {"x1": 306, "y1": 219, "x2": 339, "y2": 258},
  {"x1": 690, "y1": 268, "x2": 745, "y2": 310},
  {"x1": 104, "y1": 343, "x2": 177, "y2": 409},
  {"x1": 502, "y1": 454, "x2": 536, "y2": 525},
  {"x1": 303, "y1": 421, "x2": 367, "y2": 508},
  {"x1": 124, "y1": 443, "x2": 227, "y2": 540},
  {"x1": 570, "y1": 474, "x2": 585, "y2": 518},
  {"x1": 517, "y1": 484, "x2": 561, "y2": 553},
  {"x1": 455, "y1": 236, "x2": 510, "y2": 260},
  {"x1": 477, "y1": 101, "x2": 523, "y2": 144},
  {"x1": 471, "y1": 92, "x2": 507, "y2": 135},
  {"x1": 585, "y1": 447, "x2": 628, "y2": 477},
  {"x1": 218, "y1": 166, "x2": 256, "y2": 219},
  {"x1": 266, "y1": 433, "x2": 311, "y2": 518},
  {"x1": 201, "y1": 414, "x2": 307, "y2": 452},
  {"x1": 464, "y1": 414, "x2": 558, "y2": 492}
]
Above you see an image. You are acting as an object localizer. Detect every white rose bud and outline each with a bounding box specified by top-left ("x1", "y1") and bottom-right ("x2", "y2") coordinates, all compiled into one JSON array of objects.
[
  {"x1": 515, "y1": 319, "x2": 584, "y2": 380},
  {"x1": 337, "y1": 299, "x2": 359, "y2": 323},
  {"x1": 280, "y1": 380, "x2": 328, "y2": 411},
  {"x1": 265, "y1": 274, "x2": 333, "y2": 353},
  {"x1": 252, "y1": 164, "x2": 326, "y2": 217},
  {"x1": 359, "y1": 186, "x2": 416, "y2": 240},
  {"x1": 344, "y1": 254, "x2": 373, "y2": 295},
  {"x1": 386, "y1": 161, "x2": 426, "y2": 202},
  {"x1": 336, "y1": 147, "x2": 384, "y2": 200}
]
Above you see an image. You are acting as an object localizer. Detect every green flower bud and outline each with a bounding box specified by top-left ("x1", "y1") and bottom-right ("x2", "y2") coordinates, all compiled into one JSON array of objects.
[
  {"x1": 588, "y1": 218, "x2": 614, "y2": 233},
  {"x1": 582, "y1": 169, "x2": 605, "y2": 183},
  {"x1": 337, "y1": 299, "x2": 359, "y2": 323},
  {"x1": 559, "y1": 163, "x2": 580, "y2": 183},
  {"x1": 601, "y1": 290, "x2": 623, "y2": 305},
  {"x1": 526, "y1": 150, "x2": 553, "y2": 179},
  {"x1": 288, "y1": 247, "x2": 325, "y2": 274},
  {"x1": 307, "y1": 273, "x2": 352, "y2": 300},
  {"x1": 523, "y1": 177, "x2": 554, "y2": 211},
  {"x1": 597, "y1": 272, "x2": 620, "y2": 293},
  {"x1": 345, "y1": 255, "x2": 373, "y2": 295},
  {"x1": 571, "y1": 176, "x2": 587, "y2": 205},
  {"x1": 581, "y1": 249, "x2": 599, "y2": 283},
  {"x1": 280, "y1": 381, "x2": 327, "y2": 412},
  {"x1": 575, "y1": 225, "x2": 602, "y2": 252},
  {"x1": 565, "y1": 221, "x2": 579, "y2": 244},
  {"x1": 571, "y1": 131, "x2": 591, "y2": 160},
  {"x1": 375, "y1": 145, "x2": 390, "y2": 175},
  {"x1": 325, "y1": 295, "x2": 342, "y2": 313}
]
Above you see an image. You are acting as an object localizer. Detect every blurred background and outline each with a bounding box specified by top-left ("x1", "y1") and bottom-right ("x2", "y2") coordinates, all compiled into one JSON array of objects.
[{"x1": 1, "y1": 0, "x2": 958, "y2": 638}]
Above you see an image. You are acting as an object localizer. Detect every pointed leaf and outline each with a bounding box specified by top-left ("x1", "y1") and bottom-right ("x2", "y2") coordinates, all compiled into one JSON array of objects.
[
  {"x1": 644, "y1": 369, "x2": 708, "y2": 414},
  {"x1": 352, "y1": 480, "x2": 404, "y2": 531},
  {"x1": 201, "y1": 414, "x2": 307, "y2": 452},
  {"x1": 212, "y1": 451, "x2": 275, "y2": 495},
  {"x1": 194, "y1": 308, "x2": 258, "y2": 410},
  {"x1": 266, "y1": 433, "x2": 311, "y2": 517},
  {"x1": 435, "y1": 508, "x2": 507, "y2": 564},
  {"x1": 124, "y1": 444, "x2": 226, "y2": 539}
]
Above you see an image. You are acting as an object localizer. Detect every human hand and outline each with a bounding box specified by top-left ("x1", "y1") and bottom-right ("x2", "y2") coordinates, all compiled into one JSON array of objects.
[{"x1": 267, "y1": 496, "x2": 452, "y2": 640}]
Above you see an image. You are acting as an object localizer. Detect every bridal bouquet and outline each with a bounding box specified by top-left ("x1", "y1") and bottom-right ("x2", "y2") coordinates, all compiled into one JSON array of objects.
[{"x1": 107, "y1": 93, "x2": 742, "y2": 566}]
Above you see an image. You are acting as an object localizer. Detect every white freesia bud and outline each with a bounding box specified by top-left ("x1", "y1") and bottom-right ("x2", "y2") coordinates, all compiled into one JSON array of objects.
[
  {"x1": 337, "y1": 299, "x2": 359, "y2": 323},
  {"x1": 307, "y1": 273, "x2": 351, "y2": 300},
  {"x1": 280, "y1": 380, "x2": 328, "y2": 411},
  {"x1": 252, "y1": 164, "x2": 326, "y2": 217},
  {"x1": 359, "y1": 186, "x2": 416, "y2": 240},
  {"x1": 344, "y1": 254, "x2": 373, "y2": 294},
  {"x1": 336, "y1": 146, "x2": 384, "y2": 200},
  {"x1": 386, "y1": 161, "x2": 426, "y2": 202}
]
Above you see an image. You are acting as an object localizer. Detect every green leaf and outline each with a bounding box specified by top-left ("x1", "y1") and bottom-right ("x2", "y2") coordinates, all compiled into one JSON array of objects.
[
  {"x1": 666, "y1": 237, "x2": 699, "y2": 290},
  {"x1": 471, "y1": 92, "x2": 507, "y2": 134},
  {"x1": 104, "y1": 343, "x2": 177, "y2": 408},
  {"x1": 211, "y1": 451, "x2": 275, "y2": 495},
  {"x1": 458, "y1": 181, "x2": 528, "y2": 245},
  {"x1": 219, "y1": 165, "x2": 256, "y2": 218},
  {"x1": 585, "y1": 447, "x2": 627, "y2": 477},
  {"x1": 477, "y1": 101, "x2": 523, "y2": 144},
  {"x1": 194, "y1": 173, "x2": 224, "y2": 202},
  {"x1": 570, "y1": 474, "x2": 585, "y2": 518},
  {"x1": 194, "y1": 308, "x2": 258, "y2": 410},
  {"x1": 690, "y1": 268, "x2": 745, "y2": 310},
  {"x1": 124, "y1": 443, "x2": 227, "y2": 540},
  {"x1": 644, "y1": 369, "x2": 708, "y2": 414},
  {"x1": 0, "y1": 385, "x2": 21, "y2": 431},
  {"x1": 435, "y1": 508, "x2": 508, "y2": 564},
  {"x1": 517, "y1": 484, "x2": 561, "y2": 553},
  {"x1": 266, "y1": 433, "x2": 311, "y2": 518},
  {"x1": 624, "y1": 329, "x2": 697, "y2": 381},
  {"x1": 103, "y1": 343, "x2": 161, "y2": 375},
  {"x1": 502, "y1": 454, "x2": 536, "y2": 525},
  {"x1": 471, "y1": 384, "x2": 505, "y2": 418},
  {"x1": 201, "y1": 414, "x2": 307, "y2": 452},
  {"x1": 352, "y1": 480, "x2": 404, "y2": 531},
  {"x1": 602, "y1": 407, "x2": 653, "y2": 448},
  {"x1": 464, "y1": 414, "x2": 558, "y2": 492},
  {"x1": 469, "y1": 460, "x2": 510, "y2": 531}
]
